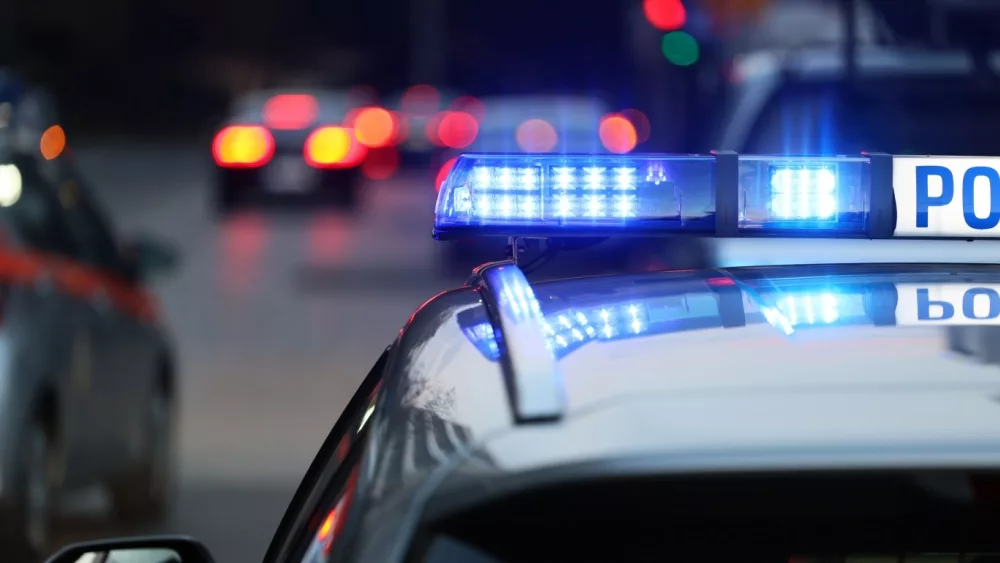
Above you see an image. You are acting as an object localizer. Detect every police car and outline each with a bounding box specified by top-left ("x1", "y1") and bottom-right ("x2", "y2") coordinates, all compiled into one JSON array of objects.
[
  {"x1": 44, "y1": 150, "x2": 1000, "y2": 563},
  {"x1": 0, "y1": 83, "x2": 180, "y2": 558},
  {"x1": 212, "y1": 90, "x2": 372, "y2": 215}
]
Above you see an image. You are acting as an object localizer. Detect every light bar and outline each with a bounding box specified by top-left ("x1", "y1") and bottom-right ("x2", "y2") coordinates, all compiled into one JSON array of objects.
[
  {"x1": 434, "y1": 152, "x2": 1000, "y2": 240},
  {"x1": 434, "y1": 154, "x2": 716, "y2": 237}
]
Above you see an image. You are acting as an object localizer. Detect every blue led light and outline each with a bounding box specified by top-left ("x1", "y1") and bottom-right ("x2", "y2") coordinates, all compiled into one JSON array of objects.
[
  {"x1": 434, "y1": 153, "x2": 716, "y2": 235},
  {"x1": 769, "y1": 167, "x2": 837, "y2": 221},
  {"x1": 738, "y1": 155, "x2": 870, "y2": 234}
]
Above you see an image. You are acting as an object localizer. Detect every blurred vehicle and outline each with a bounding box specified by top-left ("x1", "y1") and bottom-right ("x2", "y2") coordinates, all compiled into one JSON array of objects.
[
  {"x1": 434, "y1": 95, "x2": 645, "y2": 275},
  {"x1": 48, "y1": 141, "x2": 1000, "y2": 563},
  {"x1": 383, "y1": 86, "x2": 469, "y2": 168},
  {"x1": 212, "y1": 89, "x2": 370, "y2": 215},
  {"x1": 0, "y1": 81, "x2": 179, "y2": 558}
]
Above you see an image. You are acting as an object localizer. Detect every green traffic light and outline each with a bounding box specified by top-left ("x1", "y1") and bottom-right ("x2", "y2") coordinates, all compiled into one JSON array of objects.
[{"x1": 661, "y1": 31, "x2": 699, "y2": 66}]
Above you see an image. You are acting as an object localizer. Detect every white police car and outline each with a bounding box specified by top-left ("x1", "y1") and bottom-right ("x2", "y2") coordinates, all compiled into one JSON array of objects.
[{"x1": 41, "y1": 150, "x2": 1000, "y2": 563}]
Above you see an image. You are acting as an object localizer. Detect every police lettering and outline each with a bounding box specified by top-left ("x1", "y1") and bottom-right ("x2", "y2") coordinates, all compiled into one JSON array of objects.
[
  {"x1": 917, "y1": 287, "x2": 1000, "y2": 321},
  {"x1": 915, "y1": 165, "x2": 1000, "y2": 230}
]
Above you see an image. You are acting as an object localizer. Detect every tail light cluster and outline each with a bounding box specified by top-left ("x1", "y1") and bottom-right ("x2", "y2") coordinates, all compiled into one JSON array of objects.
[
  {"x1": 213, "y1": 125, "x2": 275, "y2": 168},
  {"x1": 213, "y1": 92, "x2": 654, "y2": 184},
  {"x1": 305, "y1": 127, "x2": 366, "y2": 169}
]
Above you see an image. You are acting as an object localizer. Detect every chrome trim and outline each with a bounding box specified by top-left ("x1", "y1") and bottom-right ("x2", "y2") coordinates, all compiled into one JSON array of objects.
[{"x1": 475, "y1": 261, "x2": 564, "y2": 423}]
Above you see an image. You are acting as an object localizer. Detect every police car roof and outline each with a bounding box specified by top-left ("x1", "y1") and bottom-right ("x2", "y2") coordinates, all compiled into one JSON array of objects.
[{"x1": 355, "y1": 262, "x2": 1000, "y2": 561}]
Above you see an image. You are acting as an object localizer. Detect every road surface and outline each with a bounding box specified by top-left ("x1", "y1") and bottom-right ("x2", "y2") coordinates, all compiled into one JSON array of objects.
[{"x1": 40, "y1": 141, "x2": 460, "y2": 563}]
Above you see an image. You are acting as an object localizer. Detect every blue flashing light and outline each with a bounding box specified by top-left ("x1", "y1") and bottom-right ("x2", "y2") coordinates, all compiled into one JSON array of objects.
[
  {"x1": 432, "y1": 152, "x2": 898, "y2": 239},
  {"x1": 737, "y1": 155, "x2": 869, "y2": 234},
  {"x1": 434, "y1": 154, "x2": 716, "y2": 236}
]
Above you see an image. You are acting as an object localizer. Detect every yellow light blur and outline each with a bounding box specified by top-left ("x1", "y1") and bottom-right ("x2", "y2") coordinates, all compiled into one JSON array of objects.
[
  {"x1": 216, "y1": 126, "x2": 271, "y2": 165},
  {"x1": 307, "y1": 127, "x2": 352, "y2": 164}
]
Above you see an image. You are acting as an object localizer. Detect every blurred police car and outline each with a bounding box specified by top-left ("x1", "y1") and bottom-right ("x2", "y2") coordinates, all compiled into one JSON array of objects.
[
  {"x1": 46, "y1": 147, "x2": 1000, "y2": 563},
  {"x1": 435, "y1": 95, "x2": 643, "y2": 273},
  {"x1": 212, "y1": 89, "x2": 371, "y2": 215},
  {"x1": 0, "y1": 75, "x2": 179, "y2": 558}
]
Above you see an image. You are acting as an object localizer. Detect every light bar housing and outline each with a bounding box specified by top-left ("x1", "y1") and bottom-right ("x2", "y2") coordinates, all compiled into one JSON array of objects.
[{"x1": 434, "y1": 151, "x2": 924, "y2": 239}]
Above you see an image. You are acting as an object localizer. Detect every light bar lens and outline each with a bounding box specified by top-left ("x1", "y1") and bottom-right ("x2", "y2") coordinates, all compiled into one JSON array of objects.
[
  {"x1": 738, "y1": 156, "x2": 869, "y2": 234},
  {"x1": 434, "y1": 154, "x2": 715, "y2": 233}
]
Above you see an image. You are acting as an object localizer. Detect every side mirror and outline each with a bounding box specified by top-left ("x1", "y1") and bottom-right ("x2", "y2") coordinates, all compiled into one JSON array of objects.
[
  {"x1": 124, "y1": 235, "x2": 180, "y2": 280},
  {"x1": 45, "y1": 535, "x2": 214, "y2": 563}
]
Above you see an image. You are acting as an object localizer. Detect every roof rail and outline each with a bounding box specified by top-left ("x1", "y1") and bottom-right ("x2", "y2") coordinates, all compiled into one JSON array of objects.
[{"x1": 469, "y1": 261, "x2": 565, "y2": 424}]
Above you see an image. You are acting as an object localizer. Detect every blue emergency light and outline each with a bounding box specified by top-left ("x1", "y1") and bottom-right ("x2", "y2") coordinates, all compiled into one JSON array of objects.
[{"x1": 432, "y1": 152, "x2": 1000, "y2": 240}]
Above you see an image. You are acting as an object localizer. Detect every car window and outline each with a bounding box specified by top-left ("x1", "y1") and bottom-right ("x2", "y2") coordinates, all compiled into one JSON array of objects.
[
  {"x1": 0, "y1": 155, "x2": 79, "y2": 258},
  {"x1": 55, "y1": 178, "x2": 124, "y2": 275}
]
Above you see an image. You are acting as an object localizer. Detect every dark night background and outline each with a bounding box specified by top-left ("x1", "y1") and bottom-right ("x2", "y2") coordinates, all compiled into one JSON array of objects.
[{"x1": 0, "y1": 0, "x2": 652, "y2": 136}]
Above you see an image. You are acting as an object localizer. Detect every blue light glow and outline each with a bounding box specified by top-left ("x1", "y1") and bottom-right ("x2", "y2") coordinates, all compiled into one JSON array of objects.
[
  {"x1": 434, "y1": 152, "x2": 876, "y2": 237},
  {"x1": 738, "y1": 155, "x2": 870, "y2": 234},
  {"x1": 768, "y1": 167, "x2": 838, "y2": 221},
  {"x1": 753, "y1": 289, "x2": 870, "y2": 335},
  {"x1": 434, "y1": 154, "x2": 716, "y2": 234}
]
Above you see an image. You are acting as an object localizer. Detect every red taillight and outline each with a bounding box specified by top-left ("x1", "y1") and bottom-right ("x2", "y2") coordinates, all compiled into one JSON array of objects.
[
  {"x1": 599, "y1": 113, "x2": 638, "y2": 154},
  {"x1": 263, "y1": 94, "x2": 318, "y2": 130},
  {"x1": 304, "y1": 127, "x2": 367, "y2": 169},
  {"x1": 213, "y1": 126, "x2": 275, "y2": 168},
  {"x1": 436, "y1": 111, "x2": 478, "y2": 149}
]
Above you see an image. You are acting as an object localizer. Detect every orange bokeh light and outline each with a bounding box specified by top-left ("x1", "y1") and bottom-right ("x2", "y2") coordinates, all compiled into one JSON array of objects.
[
  {"x1": 353, "y1": 107, "x2": 396, "y2": 148},
  {"x1": 40, "y1": 125, "x2": 66, "y2": 160},
  {"x1": 599, "y1": 114, "x2": 638, "y2": 154}
]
